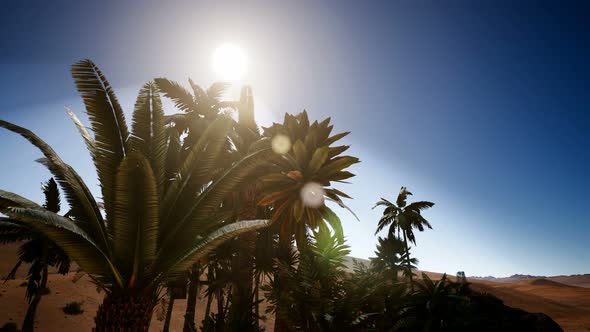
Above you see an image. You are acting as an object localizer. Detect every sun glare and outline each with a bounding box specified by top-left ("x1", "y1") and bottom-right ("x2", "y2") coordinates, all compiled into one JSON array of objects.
[{"x1": 212, "y1": 44, "x2": 247, "y2": 81}]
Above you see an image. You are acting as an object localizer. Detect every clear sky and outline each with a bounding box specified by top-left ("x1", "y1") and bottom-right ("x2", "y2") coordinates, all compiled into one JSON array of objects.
[{"x1": 0, "y1": 0, "x2": 588, "y2": 277}]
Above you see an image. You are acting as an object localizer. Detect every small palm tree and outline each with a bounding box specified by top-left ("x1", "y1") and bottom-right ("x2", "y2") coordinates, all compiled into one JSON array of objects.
[
  {"x1": 407, "y1": 273, "x2": 467, "y2": 331},
  {"x1": 264, "y1": 229, "x2": 350, "y2": 331},
  {"x1": 0, "y1": 178, "x2": 71, "y2": 332},
  {"x1": 370, "y1": 236, "x2": 417, "y2": 283},
  {"x1": 0, "y1": 60, "x2": 274, "y2": 331},
  {"x1": 373, "y1": 187, "x2": 434, "y2": 287}
]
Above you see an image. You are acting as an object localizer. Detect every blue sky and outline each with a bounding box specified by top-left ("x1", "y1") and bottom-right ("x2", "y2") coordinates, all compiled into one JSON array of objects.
[{"x1": 0, "y1": 0, "x2": 588, "y2": 277}]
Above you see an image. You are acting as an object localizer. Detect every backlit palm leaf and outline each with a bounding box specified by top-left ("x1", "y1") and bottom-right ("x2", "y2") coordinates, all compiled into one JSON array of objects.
[
  {"x1": 149, "y1": 219, "x2": 271, "y2": 286},
  {"x1": 0, "y1": 121, "x2": 107, "y2": 250},
  {"x1": 71, "y1": 59, "x2": 129, "y2": 228},
  {"x1": 2, "y1": 207, "x2": 122, "y2": 287},
  {"x1": 129, "y1": 82, "x2": 167, "y2": 196},
  {"x1": 158, "y1": 146, "x2": 276, "y2": 255},
  {"x1": 112, "y1": 152, "x2": 159, "y2": 286}
]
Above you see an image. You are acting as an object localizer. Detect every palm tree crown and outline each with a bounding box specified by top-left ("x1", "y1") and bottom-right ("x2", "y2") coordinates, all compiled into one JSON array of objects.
[{"x1": 0, "y1": 60, "x2": 274, "y2": 330}]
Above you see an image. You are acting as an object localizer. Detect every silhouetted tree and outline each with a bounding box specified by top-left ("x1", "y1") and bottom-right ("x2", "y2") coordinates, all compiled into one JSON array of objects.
[
  {"x1": 374, "y1": 187, "x2": 434, "y2": 288},
  {"x1": 0, "y1": 179, "x2": 71, "y2": 332}
]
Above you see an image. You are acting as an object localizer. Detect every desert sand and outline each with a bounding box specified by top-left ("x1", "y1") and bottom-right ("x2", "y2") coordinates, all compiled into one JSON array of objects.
[{"x1": 1, "y1": 244, "x2": 589, "y2": 331}]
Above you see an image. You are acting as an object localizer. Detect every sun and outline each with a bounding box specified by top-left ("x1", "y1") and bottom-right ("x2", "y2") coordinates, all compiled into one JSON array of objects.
[{"x1": 212, "y1": 44, "x2": 247, "y2": 81}]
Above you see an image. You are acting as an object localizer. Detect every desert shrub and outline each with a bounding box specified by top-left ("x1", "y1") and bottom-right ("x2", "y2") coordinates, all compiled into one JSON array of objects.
[{"x1": 62, "y1": 301, "x2": 84, "y2": 315}]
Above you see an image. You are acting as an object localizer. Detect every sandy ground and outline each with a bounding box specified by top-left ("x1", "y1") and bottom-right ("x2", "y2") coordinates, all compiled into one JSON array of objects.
[
  {"x1": 1, "y1": 243, "x2": 589, "y2": 331},
  {"x1": 0, "y1": 243, "x2": 273, "y2": 332}
]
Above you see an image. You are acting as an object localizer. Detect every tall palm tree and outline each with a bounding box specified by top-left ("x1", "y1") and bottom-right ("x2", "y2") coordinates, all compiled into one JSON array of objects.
[
  {"x1": 257, "y1": 111, "x2": 359, "y2": 330},
  {"x1": 373, "y1": 187, "x2": 434, "y2": 288},
  {"x1": 157, "y1": 78, "x2": 262, "y2": 331},
  {"x1": 0, "y1": 178, "x2": 71, "y2": 332},
  {"x1": 0, "y1": 60, "x2": 274, "y2": 331}
]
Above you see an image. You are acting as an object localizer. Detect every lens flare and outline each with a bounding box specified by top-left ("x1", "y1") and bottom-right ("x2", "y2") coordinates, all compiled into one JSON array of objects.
[
  {"x1": 300, "y1": 182, "x2": 325, "y2": 208},
  {"x1": 271, "y1": 134, "x2": 291, "y2": 155}
]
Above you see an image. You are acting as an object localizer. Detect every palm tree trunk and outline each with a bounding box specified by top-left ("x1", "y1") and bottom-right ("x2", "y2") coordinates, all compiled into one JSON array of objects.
[
  {"x1": 402, "y1": 232, "x2": 414, "y2": 292},
  {"x1": 163, "y1": 291, "x2": 175, "y2": 332},
  {"x1": 183, "y1": 264, "x2": 200, "y2": 332},
  {"x1": 229, "y1": 196, "x2": 257, "y2": 331},
  {"x1": 93, "y1": 292, "x2": 157, "y2": 332},
  {"x1": 22, "y1": 242, "x2": 48, "y2": 332},
  {"x1": 205, "y1": 269, "x2": 214, "y2": 319},
  {"x1": 22, "y1": 292, "x2": 41, "y2": 332},
  {"x1": 254, "y1": 273, "x2": 260, "y2": 325},
  {"x1": 273, "y1": 233, "x2": 291, "y2": 332},
  {"x1": 215, "y1": 288, "x2": 225, "y2": 331}
]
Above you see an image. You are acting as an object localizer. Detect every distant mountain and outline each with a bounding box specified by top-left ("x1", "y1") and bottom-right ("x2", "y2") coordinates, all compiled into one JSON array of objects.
[{"x1": 469, "y1": 273, "x2": 590, "y2": 288}]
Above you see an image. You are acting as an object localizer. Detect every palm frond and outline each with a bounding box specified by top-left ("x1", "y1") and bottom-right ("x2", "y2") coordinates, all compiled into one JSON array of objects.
[
  {"x1": 65, "y1": 106, "x2": 96, "y2": 152},
  {"x1": 160, "y1": 116, "x2": 232, "y2": 229},
  {"x1": 0, "y1": 220, "x2": 35, "y2": 244},
  {"x1": 0, "y1": 190, "x2": 42, "y2": 210},
  {"x1": 42, "y1": 178, "x2": 60, "y2": 213},
  {"x1": 320, "y1": 206, "x2": 344, "y2": 241},
  {"x1": 159, "y1": 147, "x2": 276, "y2": 252},
  {"x1": 149, "y1": 219, "x2": 271, "y2": 287},
  {"x1": 405, "y1": 201, "x2": 435, "y2": 213},
  {"x1": 206, "y1": 82, "x2": 230, "y2": 103},
  {"x1": 111, "y1": 152, "x2": 159, "y2": 285},
  {"x1": 129, "y1": 82, "x2": 167, "y2": 197},
  {"x1": 154, "y1": 78, "x2": 201, "y2": 114},
  {"x1": 3, "y1": 207, "x2": 123, "y2": 288},
  {"x1": 71, "y1": 59, "x2": 129, "y2": 228},
  {"x1": 0, "y1": 121, "x2": 107, "y2": 250}
]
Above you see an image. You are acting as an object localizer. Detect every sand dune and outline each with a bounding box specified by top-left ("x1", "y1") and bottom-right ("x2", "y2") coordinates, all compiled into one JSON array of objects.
[
  {"x1": 1, "y1": 245, "x2": 588, "y2": 331},
  {"x1": 468, "y1": 279, "x2": 590, "y2": 331}
]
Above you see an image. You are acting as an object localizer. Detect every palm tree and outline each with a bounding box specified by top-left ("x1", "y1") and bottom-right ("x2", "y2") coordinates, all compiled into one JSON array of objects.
[
  {"x1": 0, "y1": 60, "x2": 274, "y2": 331},
  {"x1": 370, "y1": 236, "x2": 417, "y2": 283},
  {"x1": 263, "y1": 229, "x2": 350, "y2": 331},
  {"x1": 258, "y1": 112, "x2": 359, "y2": 251},
  {"x1": 0, "y1": 178, "x2": 71, "y2": 332},
  {"x1": 373, "y1": 187, "x2": 434, "y2": 288},
  {"x1": 406, "y1": 273, "x2": 467, "y2": 331},
  {"x1": 157, "y1": 78, "x2": 262, "y2": 331},
  {"x1": 257, "y1": 111, "x2": 359, "y2": 330}
]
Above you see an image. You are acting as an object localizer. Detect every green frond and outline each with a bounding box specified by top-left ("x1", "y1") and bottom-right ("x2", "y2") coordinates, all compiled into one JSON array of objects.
[
  {"x1": 71, "y1": 59, "x2": 129, "y2": 229},
  {"x1": 307, "y1": 146, "x2": 329, "y2": 174},
  {"x1": 129, "y1": 82, "x2": 167, "y2": 196},
  {"x1": 159, "y1": 147, "x2": 276, "y2": 252},
  {"x1": 2, "y1": 207, "x2": 123, "y2": 288},
  {"x1": 164, "y1": 127, "x2": 181, "y2": 185},
  {"x1": 112, "y1": 152, "x2": 159, "y2": 285},
  {"x1": 149, "y1": 219, "x2": 271, "y2": 287},
  {"x1": 160, "y1": 116, "x2": 233, "y2": 229},
  {"x1": 321, "y1": 206, "x2": 344, "y2": 241},
  {"x1": 0, "y1": 121, "x2": 107, "y2": 250}
]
